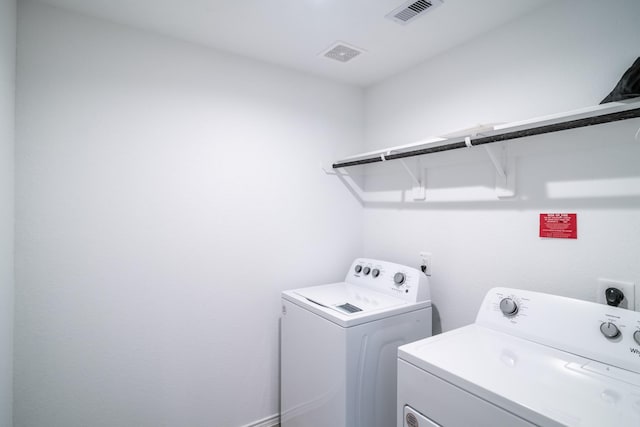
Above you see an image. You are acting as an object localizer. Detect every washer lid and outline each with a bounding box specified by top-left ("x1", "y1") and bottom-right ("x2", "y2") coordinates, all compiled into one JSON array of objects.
[
  {"x1": 399, "y1": 324, "x2": 640, "y2": 427},
  {"x1": 282, "y1": 282, "x2": 429, "y2": 327}
]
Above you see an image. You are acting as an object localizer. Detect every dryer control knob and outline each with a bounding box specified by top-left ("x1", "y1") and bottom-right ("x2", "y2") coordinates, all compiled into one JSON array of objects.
[
  {"x1": 363, "y1": 267, "x2": 371, "y2": 275},
  {"x1": 372, "y1": 269, "x2": 380, "y2": 278},
  {"x1": 393, "y1": 272, "x2": 405, "y2": 286},
  {"x1": 634, "y1": 330, "x2": 640, "y2": 346},
  {"x1": 354, "y1": 265, "x2": 362, "y2": 273},
  {"x1": 499, "y1": 298, "x2": 518, "y2": 316},
  {"x1": 600, "y1": 322, "x2": 620, "y2": 339}
]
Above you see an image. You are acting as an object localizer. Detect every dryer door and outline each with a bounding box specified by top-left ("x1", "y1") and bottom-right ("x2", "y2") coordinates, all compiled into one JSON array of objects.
[{"x1": 404, "y1": 405, "x2": 440, "y2": 427}]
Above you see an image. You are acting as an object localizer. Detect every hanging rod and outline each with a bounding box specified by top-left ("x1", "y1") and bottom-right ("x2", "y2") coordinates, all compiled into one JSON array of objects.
[{"x1": 332, "y1": 105, "x2": 640, "y2": 169}]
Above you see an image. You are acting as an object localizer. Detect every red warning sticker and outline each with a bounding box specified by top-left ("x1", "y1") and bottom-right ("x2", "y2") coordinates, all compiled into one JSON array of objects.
[{"x1": 540, "y1": 213, "x2": 577, "y2": 239}]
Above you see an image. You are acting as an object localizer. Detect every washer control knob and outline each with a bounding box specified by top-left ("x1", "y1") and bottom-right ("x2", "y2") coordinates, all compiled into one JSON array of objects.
[
  {"x1": 499, "y1": 298, "x2": 518, "y2": 316},
  {"x1": 363, "y1": 267, "x2": 371, "y2": 275},
  {"x1": 372, "y1": 269, "x2": 380, "y2": 278},
  {"x1": 600, "y1": 322, "x2": 621, "y2": 339},
  {"x1": 393, "y1": 272, "x2": 406, "y2": 286},
  {"x1": 354, "y1": 265, "x2": 362, "y2": 273},
  {"x1": 633, "y1": 330, "x2": 640, "y2": 346}
]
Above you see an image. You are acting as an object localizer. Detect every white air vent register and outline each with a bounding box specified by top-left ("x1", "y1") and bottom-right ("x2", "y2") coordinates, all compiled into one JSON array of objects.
[
  {"x1": 386, "y1": 0, "x2": 444, "y2": 25},
  {"x1": 321, "y1": 41, "x2": 364, "y2": 63}
]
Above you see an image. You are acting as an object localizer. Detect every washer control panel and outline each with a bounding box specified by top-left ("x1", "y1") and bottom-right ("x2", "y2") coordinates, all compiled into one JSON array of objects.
[
  {"x1": 477, "y1": 287, "x2": 640, "y2": 375},
  {"x1": 347, "y1": 258, "x2": 430, "y2": 303}
]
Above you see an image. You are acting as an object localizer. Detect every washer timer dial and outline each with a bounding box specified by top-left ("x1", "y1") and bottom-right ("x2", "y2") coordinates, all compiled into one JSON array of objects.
[{"x1": 393, "y1": 272, "x2": 406, "y2": 286}]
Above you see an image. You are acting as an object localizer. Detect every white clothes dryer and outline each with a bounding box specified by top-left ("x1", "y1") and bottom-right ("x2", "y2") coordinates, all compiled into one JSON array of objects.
[
  {"x1": 281, "y1": 258, "x2": 432, "y2": 427},
  {"x1": 398, "y1": 287, "x2": 640, "y2": 427}
]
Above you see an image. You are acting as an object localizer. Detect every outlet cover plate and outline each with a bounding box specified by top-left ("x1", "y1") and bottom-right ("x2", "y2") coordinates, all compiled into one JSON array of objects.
[
  {"x1": 596, "y1": 278, "x2": 636, "y2": 310},
  {"x1": 419, "y1": 252, "x2": 432, "y2": 276}
]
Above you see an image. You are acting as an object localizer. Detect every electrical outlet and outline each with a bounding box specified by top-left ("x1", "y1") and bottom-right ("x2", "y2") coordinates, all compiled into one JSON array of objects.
[
  {"x1": 596, "y1": 278, "x2": 636, "y2": 310},
  {"x1": 419, "y1": 252, "x2": 432, "y2": 276}
]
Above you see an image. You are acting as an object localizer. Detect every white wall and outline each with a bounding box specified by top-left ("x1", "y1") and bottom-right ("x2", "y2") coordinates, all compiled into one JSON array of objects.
[
  {"x1": 0, "y1": 0, "x2": 16, "y2": 426},
  {"x1": 15, "y1": 2, "x2": 363, "y2": 427},
  {"x1": 362, "y1": 0, "x2": 640, "y2": 332},
  {"x1": 13, "y1": 0, "x2": 640, "y2": 424}
]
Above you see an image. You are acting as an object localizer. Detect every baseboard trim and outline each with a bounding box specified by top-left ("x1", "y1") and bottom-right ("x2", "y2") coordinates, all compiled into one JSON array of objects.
[{"x1": 239, "y1": 413, "x2": 280, "y2": 427}]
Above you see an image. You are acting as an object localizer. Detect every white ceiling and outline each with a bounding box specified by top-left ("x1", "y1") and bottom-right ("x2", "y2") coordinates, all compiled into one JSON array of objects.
[{"x1": 34, "y1": 0, "x2": 557, "y2": 87}]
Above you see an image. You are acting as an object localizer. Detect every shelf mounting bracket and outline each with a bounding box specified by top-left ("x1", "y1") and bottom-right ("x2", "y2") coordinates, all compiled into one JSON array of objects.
[
  {"x1": 398, "y1": 159, "x2": 420, "y2": 186},
  {"x1": 484, "y1": 144, "x2": 506, "y2": 179},
  {"x1": 482, "y1": 143, "x2": 515, "y2": 198},
  {"x1": 399, "y1": 158, "x2": 426, "y2": 200}
]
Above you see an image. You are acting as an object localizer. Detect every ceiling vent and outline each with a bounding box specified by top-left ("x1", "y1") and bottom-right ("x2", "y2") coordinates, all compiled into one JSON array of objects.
[
  {"x1": 321, "y1": 42, "x2": 364, "y2": 63},
  {"x1": 386, "y1": 0, "x2": 444, "y2": 25}
]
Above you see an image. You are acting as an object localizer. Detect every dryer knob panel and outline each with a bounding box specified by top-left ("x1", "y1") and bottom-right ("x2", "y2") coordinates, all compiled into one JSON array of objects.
[{"x1": 478, "y1": 287, "x2": 640, "y2": 375}]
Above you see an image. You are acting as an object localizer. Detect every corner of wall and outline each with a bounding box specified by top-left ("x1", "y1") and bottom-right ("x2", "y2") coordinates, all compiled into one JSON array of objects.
[{"x1": 1, "y1": 0, "x2": 17, "y2": 425}]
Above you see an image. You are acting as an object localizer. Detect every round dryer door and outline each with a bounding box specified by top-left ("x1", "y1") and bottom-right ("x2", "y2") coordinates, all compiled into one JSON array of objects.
[{"x1": 404, "y1": 405, "x2": 441, "y2": 427}]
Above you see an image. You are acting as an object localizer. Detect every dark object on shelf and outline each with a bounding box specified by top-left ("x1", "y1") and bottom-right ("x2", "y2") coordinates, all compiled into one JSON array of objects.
[{"x1": 601, "y1": 57, "x2": 640, "y2": 104}]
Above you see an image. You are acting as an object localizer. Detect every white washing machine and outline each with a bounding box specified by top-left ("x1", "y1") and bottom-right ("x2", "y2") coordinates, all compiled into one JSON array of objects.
[
  {"x1": 398, "y1": 287, "x2": 640, "y2": 427},
  {"x1": 281, "y1": 258, "x2": 432, "y2": 427}
]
